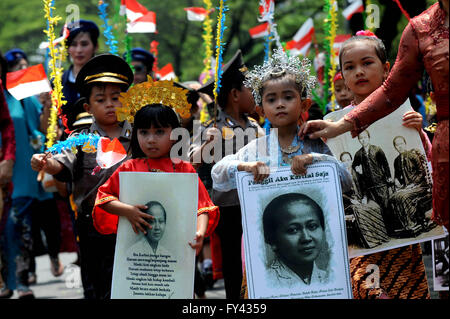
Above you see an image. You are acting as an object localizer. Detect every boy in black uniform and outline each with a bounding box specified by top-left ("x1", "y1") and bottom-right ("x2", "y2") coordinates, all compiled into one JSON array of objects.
[
  {"x1": 189, "y1": 50, "x2": 264, "y2": 299},
  {"x1": 31, "y1": 54, "x2": 133, "y2": 299}
]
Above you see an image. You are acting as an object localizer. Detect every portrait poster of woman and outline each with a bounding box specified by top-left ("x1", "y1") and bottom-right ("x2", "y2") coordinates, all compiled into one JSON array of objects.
[
  {"x1": 110, "y1": 172, "x2": 198, "y2": 299},
  {"x1": 236, "y1": 165, "x2": 352, "y2": 299},
  {"x1": 324, "y1": 101, "x2": 446, "y2": 258}
]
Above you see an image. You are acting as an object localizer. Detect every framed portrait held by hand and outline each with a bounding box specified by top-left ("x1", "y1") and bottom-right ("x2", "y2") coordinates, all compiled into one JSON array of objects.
[
  {"x1": 237, "y1": 164, "x2": 352, "y2": 299},
  {"x1": 110, "y1": 172, "x2": 198, "y2": 299}
]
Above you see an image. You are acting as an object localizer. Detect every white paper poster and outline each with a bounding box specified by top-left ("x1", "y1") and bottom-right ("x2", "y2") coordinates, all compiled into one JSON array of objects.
[
  {"x1": 432, "y1": 234, "x2": 449, "y2": 292},
  {"x1": 111, "y1": 172, "x2": 198, "y2": 299},
  {"x1": 237, "y1": 164, "x2": 352, "y2": 299},
  {"x1": 324, "y1": 101, "x2": 446, "y2": 258}
]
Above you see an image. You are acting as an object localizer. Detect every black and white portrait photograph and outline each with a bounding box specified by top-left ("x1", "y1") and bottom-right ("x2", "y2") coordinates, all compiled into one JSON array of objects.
[
  {"x1": 236, "y1": 165, "x2": 352, "y2": 299},
  {"x1": 433, "y1": 236, "x2": 449, "y2": 291},
  {"x1": 110, "y1": 172, "x2": 198, "y2": 299},
  {"x1": 262, "y1": 193, "x2": 331, "y2": 288},
  {"x1": 324, "y1": 101, "x2": 446, "y2": 258},
  {"x1": 126, "y1": 201, "x2": 171, "y2": 256}
]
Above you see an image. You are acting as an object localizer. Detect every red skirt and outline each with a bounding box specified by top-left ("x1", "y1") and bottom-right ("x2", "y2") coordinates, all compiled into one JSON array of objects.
[{"x1": 431, "y1": 120, "x2": 449, "y2": 230}]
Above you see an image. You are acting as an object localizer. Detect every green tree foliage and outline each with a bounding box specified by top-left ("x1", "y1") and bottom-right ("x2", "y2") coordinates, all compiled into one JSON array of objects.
[{"x1": 0, "y1": 0, "x2": 437, "y2": 82}]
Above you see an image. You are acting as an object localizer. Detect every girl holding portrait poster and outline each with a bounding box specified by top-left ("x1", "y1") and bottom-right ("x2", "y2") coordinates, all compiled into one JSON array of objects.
[
  {"x1": 92, "y1": 78, "x2": 219, "y2": 256},
  {"x1": 325, "y1": 31, "x2": 432, "y2": 299},
  {"x1": 210, "y1": 48, "x2": 352, "y2": 298}
]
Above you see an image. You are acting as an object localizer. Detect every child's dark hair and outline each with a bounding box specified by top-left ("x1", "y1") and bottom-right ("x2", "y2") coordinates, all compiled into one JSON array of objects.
[
  {"x1": 131, "y1": 104, "x2": 181, "y2": 158},
  {"x1": 339, "y1": 35, "x2": 387, "y2": 71}
]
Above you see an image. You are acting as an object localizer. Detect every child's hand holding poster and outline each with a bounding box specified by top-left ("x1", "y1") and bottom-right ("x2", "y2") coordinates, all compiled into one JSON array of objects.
[
  {"x1": 111, "y1": 172, "x2": 198, "y2": 299},
  {"x1": 237, "y1": 164, "x2": 352, "y2": 299}
]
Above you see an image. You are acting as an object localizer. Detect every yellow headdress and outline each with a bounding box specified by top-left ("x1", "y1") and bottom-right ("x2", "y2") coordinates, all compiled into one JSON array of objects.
[{"x1": 116, "y1": 76, "x2": 192, "y2": 123}]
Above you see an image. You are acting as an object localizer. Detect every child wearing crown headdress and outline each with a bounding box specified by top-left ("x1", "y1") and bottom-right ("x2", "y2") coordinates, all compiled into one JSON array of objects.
[
  {"x1": 189, "y1": 50, "x2": 265, "y2": 299},
  {"x1": 210, "y1": 48, "x2": 352, "y2": 297},
  {"x1": 91, "y1": 78, "x2": 219, "y2": 272}
]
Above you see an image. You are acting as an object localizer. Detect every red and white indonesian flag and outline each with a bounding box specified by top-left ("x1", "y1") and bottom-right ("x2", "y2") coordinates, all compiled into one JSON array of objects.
[
  {"x1": 249, "y1": 22, "x2": 270, "y2": 39},
  {"x1": 342, "y1": 0, "x2": 364, "y2": 20},
  {"x1": 127, "y1": 12, "x2": 156, "y2": 33},
  {"x1": 314, "y1": 52, "x2": 325, "y2": 83},
  {"x1": 39, "y1": 24, "x2": 69, "y2": 49},
  {"x1": 184, "y1": 7, "x2": 209, "y2": 21},
  {"x1": 156, "y1": 63, "x2": 176, "y2": 81},
  {"x1": 120, "y1": 0, "x2": 156, "y2": 33},
  {"x1": 258, "y1": 0, "x2": 274, "y2": 21},
  {"x1": 333, "y1": 34, "x2": 351, "y2": 56},
  {"x1": 6, "y1": 64, "x2": 51, "y2": 101},
  {"x1": 96, "y1": 137, "x2": 127, "y2": 169},
  {"x1": 120, "y1": 0, "x2": 147, "y2": 21},
  {"x1": 286, "y1": 18, "x2": 314, "y2": 57}
]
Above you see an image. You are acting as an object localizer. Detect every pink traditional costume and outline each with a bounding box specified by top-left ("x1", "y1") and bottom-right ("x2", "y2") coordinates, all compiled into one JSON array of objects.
[
  {"x1": 344, "y1": 2, "x2": 449, "y2": 230},
  {"x1": 342, "y1": 4, "x2": 448, "y2": 298}
]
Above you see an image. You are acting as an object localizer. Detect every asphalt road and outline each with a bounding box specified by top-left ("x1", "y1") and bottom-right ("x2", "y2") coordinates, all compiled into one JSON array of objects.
[
  {"x1": 7, "y1": 252, "x2": 226, "y2": 299},
  {"x1": 5, "y1": 245, "x2": 442, "y2": 299}
]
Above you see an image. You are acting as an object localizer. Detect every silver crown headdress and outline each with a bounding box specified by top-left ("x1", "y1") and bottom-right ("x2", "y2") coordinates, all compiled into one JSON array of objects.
[{"x1": 243, "y1": 48, "x2": 317, "y2": 106}]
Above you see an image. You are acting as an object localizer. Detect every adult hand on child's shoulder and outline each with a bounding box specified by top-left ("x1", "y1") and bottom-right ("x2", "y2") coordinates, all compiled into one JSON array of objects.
[
  {"x1": 299, "y1": 118, "x2": 352, "y2": 140},
  {"x1": 291, "y1": 154, "x2": 313, "y2": 176}
]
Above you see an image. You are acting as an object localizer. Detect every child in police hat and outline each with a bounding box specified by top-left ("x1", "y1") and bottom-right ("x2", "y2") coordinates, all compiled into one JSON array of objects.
[
  {"x1": 31, "y1": 54, "x2": 133, "y2": 299},
  {"x1": 189, "y1": 49, "x2": 264, "y2": 299}
]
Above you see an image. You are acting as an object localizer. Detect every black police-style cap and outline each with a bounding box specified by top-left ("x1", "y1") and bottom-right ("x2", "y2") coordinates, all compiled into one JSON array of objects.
[
  {"x1": 76, "y1": 54, "x2": 134, "y2": 96},
  {"x1": 4, "y1": 48, "x2": 28, "y2": 66},
  {"x1": 197, "y1": 50, "x2": 248, "y2": 99},
  {"x1": 64, "y1": 19, "x2": 100, "y2": 46},
  {"x1": 124, "y1": 48, "x2": 155, "y2": 71}
]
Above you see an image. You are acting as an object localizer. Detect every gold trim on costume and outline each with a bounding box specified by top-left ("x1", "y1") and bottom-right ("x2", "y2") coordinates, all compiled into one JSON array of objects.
[
  {"x1": 95, "y1": 196, "x2": 119, "y2": 206},
  {"x1": 85, "y1": 72, "x2": 129, "y2": 82},
  {"x1": 424, "y1": 122, "x2": 437, "y2": 133},
  {"x1": 197, "y1": 206, "x2": 218, "y2": 216},
  {"x1": 76, "y1": 112, "x2": 91, "y2": 120},
  {"x1": 86, "y1": 76, "x2": 128, "y2": 85}
]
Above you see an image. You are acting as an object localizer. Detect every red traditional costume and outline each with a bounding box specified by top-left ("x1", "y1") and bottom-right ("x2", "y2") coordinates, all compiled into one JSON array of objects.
[
  {"x1": 344, "y1": 2, "x2": 449, "y2": 230},
  {"x1": 93, "y1": 157, "x2": 219, "y2": 237}
]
